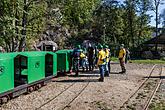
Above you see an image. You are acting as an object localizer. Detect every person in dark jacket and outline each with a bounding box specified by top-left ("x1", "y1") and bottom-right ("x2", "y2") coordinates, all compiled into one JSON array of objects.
[
  {"x1": 72, "y1": 45, "x2": 82, "y2": 76},
  {"x1": 94, "y1": 46, "x2": 99, "y2": 67},
  {"x1": 87, "y1": 44, "x2": 94, "y2": 71}
]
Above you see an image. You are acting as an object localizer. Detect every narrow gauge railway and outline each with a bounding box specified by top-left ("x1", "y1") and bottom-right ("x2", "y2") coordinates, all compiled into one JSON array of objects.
[
  {"x1": 143, "y1": 66, "x2": 164, "y2": 110},
  {"x1": 120, "y1": 65, "x2": 163, "y2": 110},
  {"x1": 61, "y1": 79, "x2": 90, "y2": 110},
  {"x1": 0, "y1": 50, "x2": 73, "y2": 104},
  {"x1": 35, "y1": 82, "x2": 76, "y2": 110},
  {"x1": 36, "y1": 72, "x2": 92, "y2": 110}
]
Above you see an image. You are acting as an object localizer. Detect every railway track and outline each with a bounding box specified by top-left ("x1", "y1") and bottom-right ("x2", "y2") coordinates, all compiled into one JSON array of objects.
[
  {"x1": 120, "y1": 64, "x2": 164, "y2": 110},
  {"x1": 61, "y1": 80, "x2": 90, "y2": 110},
  {"x1": 35, "y1": 72, "x2": 92, "y2": 110},
  {"x1": 143, "y1": 65, "x2": 163, "y2": 110},
  {"x1": 36, "y1": 82, "x2": 76, "y2": 110}
]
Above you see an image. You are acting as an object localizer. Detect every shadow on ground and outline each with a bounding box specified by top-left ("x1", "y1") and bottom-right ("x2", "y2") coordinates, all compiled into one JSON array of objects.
[
  {"x1": 144, "y1": 76, "x2": 165, "y2": 79},
  {"x1": 110, "y1": 72, "x2": 120, "y2": 74},
  {"x1": 55, "y1": 78, "x2": 99, "y2": 83}
]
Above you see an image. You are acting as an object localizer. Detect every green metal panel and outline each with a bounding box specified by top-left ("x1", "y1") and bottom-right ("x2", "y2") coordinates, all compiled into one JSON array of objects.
[
  {"x1": 63, "y1": 50, "x2": 73, "y2": 70},
  {"x1": 0, "y1": 53, "x2": 17, "y2": 94},
  {"x1": 53, "y1": 53, "x2": 57, "y2": 76},
  {"x1": 45, "y1": 52, "x2": 57, "y2": 76},
  {"x1": 19, "y1": 52, "x2": 45, "y2": 84},
  {"x1": 67, "y1": 50, "x2": 73, "y2": 69},
  {"x1": 28, "y1": 56, "x2": 45, "y2": 83},
  {"x1": 56, "y1": 50, "x2": 69, "y2": 72},
  {"x1": 56, "y1": 50, "x2": 73, "y2": 72}
]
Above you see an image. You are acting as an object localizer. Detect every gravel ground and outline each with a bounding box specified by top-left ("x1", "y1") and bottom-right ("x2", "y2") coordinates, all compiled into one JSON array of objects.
[{"x1": 0, "y1": 63, "x2": 158, "y2": 110}]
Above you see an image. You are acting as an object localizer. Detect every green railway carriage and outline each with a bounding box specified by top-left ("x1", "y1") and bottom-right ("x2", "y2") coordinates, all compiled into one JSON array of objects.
[
  {"x1": 0, "y1": 50, "x2": 78, "y2": 104},
  {"x1": 0, "y1": 53, "x2": 17, "y2": 95},
  {"x1": 0, "y1": 51, "x2": 57, "y2": 99},
  {"x1": 56, "y1": 49, "x2": 73, "y2": 72},
  {"x1": 16, "y1": 52, "x2": 45, "y2": 85},
  {"x1": 16, "y1": 51, "x2": 57, "y2": 85}
]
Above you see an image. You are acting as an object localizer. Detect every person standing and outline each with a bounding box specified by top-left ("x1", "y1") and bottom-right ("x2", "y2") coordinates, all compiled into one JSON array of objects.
[
  {"x1": 94, "y1": 46, "x2": 99, "y2": 67},
  {"x1": 104, "y1": 45, "x2": 110, "y2": 76},
  {"x1": 87, "y1": 44, "x2": 94, "y2": 71},
  {"x1": 125, "y1": 48, "x2": 130, "y2": 64},
  {"x1": 118, "y1": 44, "x2": 126, "y2": 74},
  {"x1": 97, "y1": 45, "x2": 106, "y2": 82},
  {"x1": 72, "y1": 45, "x2": 82, "y2": 76},
  {"x1": 80, "y1": 50, "x2": 88, "y2": 72}
]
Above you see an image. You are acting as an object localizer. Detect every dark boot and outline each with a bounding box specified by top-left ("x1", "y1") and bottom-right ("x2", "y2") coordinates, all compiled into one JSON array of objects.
[
  {"x1": 82, "y1": 67, "x2": 85, "y2": 72},
  {"x1": 92, "y1": 66, "x2": 94, "y2": 71},
  {"x1": 98, "y1": 77, "x2": 104, "y2": 82},
  {"x1": 105, "y1": 71, "x2": 109, "y2": 77},
  {"x1": 89, "y1": 67, "x2": 91, "y2": 71},
  {"x1": 86, "y1": 67, "x2": 88, "y2": 72},
  {"x1": 75, "y1": 71, "x2": 79, "y2": 76}
]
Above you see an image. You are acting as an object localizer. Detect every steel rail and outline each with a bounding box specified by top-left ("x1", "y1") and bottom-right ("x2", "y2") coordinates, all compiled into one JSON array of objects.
[
  {"x1": 120, "y1": 64, "x2": 157, "y2": 109},
  {"x1": 36, "y1": 82, "x2": 76, "y2": 110},
  {"x1": 36, "y1": 72, "x2": 92, "y2": 110},
  {"x1": 143, "y1": 65, "x2": 163, "y2": 110},
  {"x1": 61, "y1": 80, "x2": 90, "y2": 110}
]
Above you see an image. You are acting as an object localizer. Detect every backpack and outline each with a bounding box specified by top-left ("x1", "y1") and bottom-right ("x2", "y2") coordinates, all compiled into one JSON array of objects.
[{"x1": 73, "y1": 49, "x2": 81, "y2": 58}]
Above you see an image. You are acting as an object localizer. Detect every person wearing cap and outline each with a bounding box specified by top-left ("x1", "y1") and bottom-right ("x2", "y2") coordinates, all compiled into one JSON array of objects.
[
  {"x1": 72, "y1": 45, "x2": 82, "y2": 76},
  {"x1": 97, "y1": 44, "x2": 106, "y2": 82},
  {"x1": 103, "y1": 45, "x2": 111, "y2": 76},
  {"x1": 118, "y1": 44, "x2": 126, "y2": 73}
]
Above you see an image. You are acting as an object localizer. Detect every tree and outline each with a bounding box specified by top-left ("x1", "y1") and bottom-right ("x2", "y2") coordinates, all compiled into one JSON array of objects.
[
  {"x1": 123, "y1": 0, "x2": 138, "y2": 47},
  {"x1": 0, "y1": 0, "x2": 47, "y2": 52},
  {"x1": 93, "y1": 0, "x2": 124, "y2": 43},
  {"x1": 150, "y1": 0, "x2": 165, "y2": 51},
  {"x1": 160, "y1": 8, "x2": 165, "y2": 29},
  {"x1": 136, "y1": 0, "x2": 151, "y2": 45}
]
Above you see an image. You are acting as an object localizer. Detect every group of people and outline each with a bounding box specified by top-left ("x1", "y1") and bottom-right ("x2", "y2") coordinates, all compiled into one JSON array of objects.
[
  {"x1": 72, "y1": 44, "x2": 97, "y2": 76},
  {"x1": 72, "y1": 44, "x2": 129, "y2": 82}
]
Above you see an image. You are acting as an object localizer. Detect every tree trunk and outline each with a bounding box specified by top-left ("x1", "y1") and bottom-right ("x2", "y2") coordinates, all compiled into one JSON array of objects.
[
  {"x1": 155, "y1": 6, "x2": 158, "y2": 51},
  {"x1": 19, "y1": 0, "x2": 28, "y2": 52}
]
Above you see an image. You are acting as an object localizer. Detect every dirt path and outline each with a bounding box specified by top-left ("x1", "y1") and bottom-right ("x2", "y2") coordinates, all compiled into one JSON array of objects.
[{"x1": 0, "y1": 63, "x2": 159, "y2": 110}]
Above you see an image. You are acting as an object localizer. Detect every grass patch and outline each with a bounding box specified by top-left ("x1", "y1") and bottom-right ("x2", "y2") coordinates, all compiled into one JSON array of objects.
[
  {"x1": 149, "y1": 101, "x2": 165, "y2": 110},
  {"x1": 130, "y1": 59, "x2": 165, "y2": 64},
  {"x1": 111, "y1": 57, "x2": 118, "y2": 61},
  {"x1": 110, "y1": 57, "x2": 165, "y2": 64}
]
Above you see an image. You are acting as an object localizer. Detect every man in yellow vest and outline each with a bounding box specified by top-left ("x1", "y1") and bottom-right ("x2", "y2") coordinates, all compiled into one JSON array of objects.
[
  {"x1": 104, "y1": 45, "x2": 110, "y2": 76},
  {"x1": 97, "y1": 44, "x2": 106, "y2": 82},
  {"x1": 118, "y1": 44, "x2": 126, "y2": 73}
]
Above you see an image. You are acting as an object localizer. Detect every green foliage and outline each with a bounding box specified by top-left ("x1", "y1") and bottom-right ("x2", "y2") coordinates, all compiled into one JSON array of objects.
[
  {"x1": 0, "y1": 0, "x2": 156, "y2": 52},
  {"x1": 0, "y1": 0, "x2": 48, "y2": 51},
  {"x1": 62, "y1": 0, "x2": 100, "y2": 28}
]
